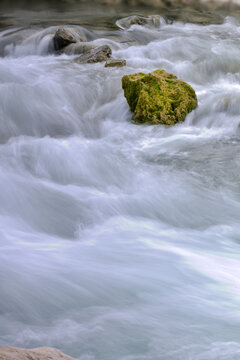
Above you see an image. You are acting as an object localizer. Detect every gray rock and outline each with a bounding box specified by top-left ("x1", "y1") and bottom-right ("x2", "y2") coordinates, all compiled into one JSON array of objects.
[
  {"x1": 59, "y1": 42, "x2": 96, "y2": 55},
  {"x1": 0, "y1": 346, "x2": 75, "y2": 360},
  {"x1": 105, "y1": 59, "x2": 126, "y2": 67},
  {"x1": 75, "y1": 45, "x2": 112, "y2": 64},
  {"x1": 116, "y1": 15, "x2": 162, "y2": 30},
  {"x1": 53, "y1": 27, "x2": 85, "y2": 51}
]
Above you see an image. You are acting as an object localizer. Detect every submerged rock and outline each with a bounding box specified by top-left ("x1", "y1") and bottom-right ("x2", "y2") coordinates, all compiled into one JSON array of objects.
[
  {"x1": 53, "y1": 27, "x2": 85, "y2": 51},
  {"x1": 75, "y1": 45, "x2": 112, "y2": 64},
  {"x1": 105, "y1": 59, "x2": 126, "y2": 67},
  {"x1": 122, "y1": 70, "x2": 197, "y2": 126},
  {"x1": 0, "y1": 346, "x2": 75, "y2": 360},
  {"x1": 116, "y1": 15, "x2": 162, "y2": 30}
]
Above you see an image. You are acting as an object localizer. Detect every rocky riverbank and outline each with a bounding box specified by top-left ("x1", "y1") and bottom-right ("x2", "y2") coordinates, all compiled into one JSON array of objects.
[
  {"x1": 1, "y1": 0, "x2": 240, "y2": 10},
  {"x1": 1, "y1": 1, "x2": 240, "y2": 32},
  {"x1": 90, "y1": 0, "x2": 240, "y2": 11}
]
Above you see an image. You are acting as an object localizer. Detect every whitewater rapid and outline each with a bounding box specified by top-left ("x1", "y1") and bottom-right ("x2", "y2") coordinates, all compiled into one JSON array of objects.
[{"x1": 1, "y1": 14, "x2": 240, "y2": 360}]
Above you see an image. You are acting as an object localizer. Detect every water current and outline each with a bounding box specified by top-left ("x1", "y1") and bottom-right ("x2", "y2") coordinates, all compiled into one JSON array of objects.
[{"x1": 1, "y1": 6, "x2": 240, "y2": 360}]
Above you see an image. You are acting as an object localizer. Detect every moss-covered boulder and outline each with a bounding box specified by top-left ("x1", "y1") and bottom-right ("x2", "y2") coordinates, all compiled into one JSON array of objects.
[{"x1": 122, "y1": 70, "x2": 197, "y2": 126}]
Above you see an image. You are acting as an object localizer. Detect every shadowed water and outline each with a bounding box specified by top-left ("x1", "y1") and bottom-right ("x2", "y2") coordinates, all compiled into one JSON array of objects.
[{"x1": 0, "y1": 7, "x2": 240, "y2": 360}]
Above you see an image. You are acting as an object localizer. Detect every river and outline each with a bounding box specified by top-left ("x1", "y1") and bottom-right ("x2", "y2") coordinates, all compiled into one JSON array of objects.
[{"x1": 0, "y1": 3, "x2": 240, "y2": 360}]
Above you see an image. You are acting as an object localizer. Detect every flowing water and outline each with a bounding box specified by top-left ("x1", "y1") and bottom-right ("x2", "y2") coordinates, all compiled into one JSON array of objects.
[{"x1": 1, "y1": 6, "x2": 240, "y2": 360}]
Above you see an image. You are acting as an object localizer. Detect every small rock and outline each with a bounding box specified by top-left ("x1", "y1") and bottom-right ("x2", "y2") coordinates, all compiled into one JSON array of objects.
[
  {"x1": 75, "y1": 45, "x2": 112, "y2": 64},
  {"x1": 53, "y1": 27, "x2": 85, "y2": 51},
  {"x1": 105, "y1": 59, "x2": 126, "y2": 67},
  {"x1": 122, "y1": 70, "x2": 197, "y2": 126},
  {"x1": 0, "y1": 346, "x2": 75, "y2": 360},
  {"x1": 116, "y1": 15, "x2": 162, "y2": 30}
]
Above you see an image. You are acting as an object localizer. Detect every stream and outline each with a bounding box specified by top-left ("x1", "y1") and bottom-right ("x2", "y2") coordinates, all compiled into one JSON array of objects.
[{"x1": 1, "y1": 4, "x2": 240, "y2": 360}]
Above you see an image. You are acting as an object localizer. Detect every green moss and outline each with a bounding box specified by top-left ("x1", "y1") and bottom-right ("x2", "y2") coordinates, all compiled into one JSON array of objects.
[{"x1": 122, "y1": 69, "x2": 197, "y2": 126}]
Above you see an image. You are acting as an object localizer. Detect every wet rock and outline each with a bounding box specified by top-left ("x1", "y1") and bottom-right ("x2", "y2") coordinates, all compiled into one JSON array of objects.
[
  {"x1": 105, "y1": 59, "x2": 126, "y2": 67},
  {"x1": 122, "y1": 70, "x2": 197, "y2": 126},
  {"x1": 0, "y1": 346, "x2": 75, "y2": 360},
  {"x1": 53, "y1": 27, "x2": 86, "y2": 51},
  {"x1": 59, "y1": 42, "x2": 96, "y2": 55},
  {"x1": 75, "y1": 45, "x2": 112, "y2": 64},
  {"x1": 116, "y1": 15, "x2": 162, "y2": 30}
]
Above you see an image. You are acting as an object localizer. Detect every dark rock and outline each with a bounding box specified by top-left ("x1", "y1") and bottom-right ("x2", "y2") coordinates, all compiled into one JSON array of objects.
[
  {"x1": 75, "y1": 45, "x2": 112, "y2": 64},
  {"x1": 122, "y1": 70, "x2": 197, "y2": 126},
  {"x1": 105, "y1": 59, "x2": 126, "y2": 67},
  {"x1": 53, "y1": 27, "x2": 85, "y2": 51}
]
